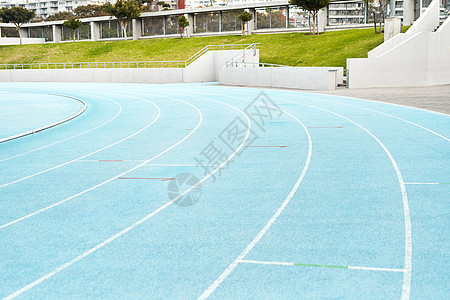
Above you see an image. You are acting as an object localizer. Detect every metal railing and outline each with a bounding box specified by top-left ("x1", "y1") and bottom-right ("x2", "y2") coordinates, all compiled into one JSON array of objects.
[
  {"x1": 0, "y1": 61, "x2": 187, "y2": 70},
  {"x1": 0, "y1": 43, "x2": 260, "y2": 71},
  {"x1": 226, "y1": 61, "x2": 287, "y2": 68},
  {"x1": 224, "y1": 43, "x2": 260, "y2": 67}
]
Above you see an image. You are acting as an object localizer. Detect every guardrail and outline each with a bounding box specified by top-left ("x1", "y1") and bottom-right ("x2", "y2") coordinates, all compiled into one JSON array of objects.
[
  {"x1": 226, "y1": 61, "x2": 287, "y2": 68},
  {"x1": 0, "y1": 43, "x2": 260, "y2": 71},
  {"x1": 224, "y1": 43, "x2": 260, "y2": 67},
  {"x1": 0, "y1": 61, "x2": 187, "y2": 70}
]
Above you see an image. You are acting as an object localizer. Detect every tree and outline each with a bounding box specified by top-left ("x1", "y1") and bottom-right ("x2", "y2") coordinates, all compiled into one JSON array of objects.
[
  {"x1": 0, "y1": 7, "x2": 35, "y2": 45},
  {"x1": 46, "y1": 11, "x2": 73, "y2": 21},
  {"x1": 31, "y1": 16, "x2": 45, "y2": 23},
  {"x1": 63, "y1": 18, "x2": 83, "y2": 41},
  {"x1": 238, "y1": 11, "x2": 253, "y2": 36},
  {"x1": 103, "y1": 0, "x2": 142, "y2": 39},
  {"x1": 157, "y1": 1, "x2": 171, "y2": 8},
  {"x1": 178, "y1": 15, "x2": 189, "y2": 38},
  {"x1": 368, "y1": 0, "x2": 390, "y2": 34},
  {"x1": 74, "y1": 4, "x2": 109, "y2": 18},
  {"x1": 289, "y1": 0, "x2": 330, "y2": 35}
]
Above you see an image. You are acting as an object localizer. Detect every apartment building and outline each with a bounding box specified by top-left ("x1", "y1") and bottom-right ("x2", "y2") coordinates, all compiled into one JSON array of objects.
[{"x1": 0, "y1": 0, "x2": 104, "y2": 19}]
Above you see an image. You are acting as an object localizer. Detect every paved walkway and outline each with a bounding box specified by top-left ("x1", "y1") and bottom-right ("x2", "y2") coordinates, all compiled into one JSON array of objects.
[{"x1": 316, "y1": 85, "x2": 450, "y2": 115}]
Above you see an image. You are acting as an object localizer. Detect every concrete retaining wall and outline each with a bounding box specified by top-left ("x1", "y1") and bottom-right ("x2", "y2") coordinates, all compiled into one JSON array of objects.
[
  {"x1": 219, "y1": 67, "x2": 343, "y2": 90},
  {"x1": 369, "y1": 0, "x2": 440, "y2": 59},
  {"x1": 348, "y1": 18, "x2": 449, "y2": 88},
  {"x1": 0, "y1": 37, "x2": 45, "y2": 45},
  {"x1": 348, "y1": 0, "x2": 449, "y2": 88},
  {"x1": 0, "y1": 49, "x2": 259, "y2": 84}
]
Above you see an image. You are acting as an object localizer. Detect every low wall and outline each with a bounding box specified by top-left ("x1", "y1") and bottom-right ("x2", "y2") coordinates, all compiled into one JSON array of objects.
[
  {"x1": 184, "y1": 49, "x2": 259, "y2": 83},
  {"x1": 219, "y1": 67, "x2": 342, "y2": 90},
  {"x1": 369, "y1": 0, "x2": 440, "y2": 59},
  {"x1": 348, "y1": 0, "x2": 449, "y2": 88},
  {"x1": 0, "y1": 68, "x2": 184, "y2": 83},
  {"x1": 0, "y1": 49, "x2": 259, "y2": 84},
  {"x1": 348, "y1": 17, "x2": 450, "y2": 88},
  {"x1": 0, "y1": 37, "x2": 45, "y2": 45}
]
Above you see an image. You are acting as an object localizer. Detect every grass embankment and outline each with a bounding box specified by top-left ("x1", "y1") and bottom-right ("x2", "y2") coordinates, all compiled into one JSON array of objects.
[{"x1": 0, "y1": 28, "x2": 399, "y2": 68}]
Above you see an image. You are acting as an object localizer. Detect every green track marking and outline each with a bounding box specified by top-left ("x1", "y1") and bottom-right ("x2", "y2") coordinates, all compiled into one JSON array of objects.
[{"x1": 293, "y1": 263, "x2": 348, "y2": 269}]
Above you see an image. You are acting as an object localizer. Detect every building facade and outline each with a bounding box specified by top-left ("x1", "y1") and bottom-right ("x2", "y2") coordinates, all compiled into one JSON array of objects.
[
  {"x1": 1, "y1": 0, "x2": 449, "y2": 41},
  {"x1": 0, "y1": 0, "x2": 104, "y2": 19},
  {"x1": 327, "y1": 0, "x2": 449, "y2": 26}
]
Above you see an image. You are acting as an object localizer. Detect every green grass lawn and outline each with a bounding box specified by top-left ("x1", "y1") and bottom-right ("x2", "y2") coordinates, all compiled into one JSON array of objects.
[{"x1": 0, "y1": 28, "x2": 399, "y2": 68}]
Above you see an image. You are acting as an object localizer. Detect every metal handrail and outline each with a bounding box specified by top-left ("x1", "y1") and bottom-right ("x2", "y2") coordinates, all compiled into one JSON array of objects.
[
  {"x1": 225, "y1": 43, "x2": 259, "y2": 67},
  {"x1": 224, "y1": 44, "x2": 281, "y2": 68},
  {"x1": 227, "y1": 61, "x2": 288, "y2": 68},
  {"x1": 0, "y1": 43, "x2": 261, "y2": 71}
]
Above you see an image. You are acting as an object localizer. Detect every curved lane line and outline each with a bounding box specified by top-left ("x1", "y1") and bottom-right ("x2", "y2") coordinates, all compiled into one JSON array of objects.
[
  {"x1": 206, "y1": 86, "x2": 449, "y2": 142},
  {"x1": 304, "y1": 94, "x2": 450, "y2": 142},
  {"x1": 0, "y1": 95, "x2": 160, "y2": 189},
  {"x1": 276, "y1": 97, "x2": 412, "y2": 300},
  {"x1": 198, "y1": 97, "x2": 312, "y2": 300},
  {"x1": 198, "y1": 89, "x2": 413, "y2": 299},
  {"x1": 3, "y1": 93, "x2": 251, "y2": 300},
  {"x1": 313, "y1": 93, "x2": 450, "y2": 117},
  {"x1": 0, "y1": 91, "x2": 87, "y2": 144},
  {"x1": 0, "y1": 94, "x2": 198, "y2": 229},
  {"x1": 1, "y1": 95, "x2": 123, "y2": 162}
]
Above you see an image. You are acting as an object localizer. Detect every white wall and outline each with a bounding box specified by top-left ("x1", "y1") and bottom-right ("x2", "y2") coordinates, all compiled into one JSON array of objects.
[
  {"x1": 428, "y1": 17, "x2": 450, "y2": 86},
  {"x1": 369, "y1": 0, "x2": 440, "y2": 59},
  {"x1": 219, "y1": 67, "x2": 341, "y2": 90},
  {"x1": 0, "y1": 37, "x2": 45, "y2": 45},
  {"x1": 348, "y1": 0, "x2": 449, "y2": 88},
  {"x1": 0, "y1": 68, "x2": 184, "y2": 83},
  {"x1": 183, "y1": 49, "x2": 259, "y2": 82},
  {"x1": 348, "y1": 18, "x2": 450, "y2": 88},
  {"x1": 0, "y1": 49, "x2": 257, "y2": 84}
]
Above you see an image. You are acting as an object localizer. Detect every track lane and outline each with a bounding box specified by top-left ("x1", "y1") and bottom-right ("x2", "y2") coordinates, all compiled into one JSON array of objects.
[
  {"x1": 0, "y1": 83, "x2": 448, "y2": 299},
  {"x1": 196, "y1": 85, "x2": 449, "y2": 298},
  {"x1": 0, "y1": 95, "x2": 123, "y2": 162}
]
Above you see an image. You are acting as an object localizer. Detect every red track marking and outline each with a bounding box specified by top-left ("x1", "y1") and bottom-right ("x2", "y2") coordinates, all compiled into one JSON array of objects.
[
  {"x1": 119, "y1": 177, "x2": 176, "y2": 181},
  {"x1": 245, "y1": 146, "x2": 289, "y2": 148},
  {"x1": 185, "y1": 129, "x2": 192, "y2": 131},
  {"x1": 99, "y1": 160, "x2": 123, "y2": 162},
  {"x1": 308, "y1": 126, "x2": 344, "y2": 128}
]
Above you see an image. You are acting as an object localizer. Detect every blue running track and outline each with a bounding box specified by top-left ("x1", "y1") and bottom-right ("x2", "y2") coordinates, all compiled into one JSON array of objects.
[{"x1": 0, "y1": 82, "x2": 449, "y2": 299}]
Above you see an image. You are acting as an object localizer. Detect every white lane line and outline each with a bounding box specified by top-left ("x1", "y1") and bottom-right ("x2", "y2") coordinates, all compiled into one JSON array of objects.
[
  {"x1": 4, "y1": 95, "x2": 250, "y2": 299},
  {"x1": 278, "y1": 98, "x2": 412, "y2": 300},
  {"x1": 312, "y1": 93, "x2": 450, "y2": 117},
  {"x1": 239, "y1": 259, "x2": 405, "y2": 272},
  {"x1": 0, "y1": 91, "x2": 206, "y2": 229},
  {"x1": 0, "y1": 100, "x2": 160, "y2": 229},
  {"x1": 0, "y1": 91, "x2": 87, "y2": 144},
  {"x1": 194, "y1": 88, "x2": 411, "y2": 299},
  {"x1": 206, "y1": 87, "x2": 414, "y2": 298},
  {"x1": 348, "y1": 266, "x2": 405, "y2": 272},
  {"x1": 238, "y1": 259, "x2": 294, "y2": 266},
  {"x1": 77, "y1": 159, "x2": 146, "y2": 162},
  {"x1": 206, "y1": 86, "x2": 449, "y2": 142},
  {"x1": 198, "y1": 99, "x2": 312, "y2": 300},
  {"x1": 1, "y1": 95, "x2": 122, "y2": 162},
  {"x1": 0, "y1": 96, "x2": 159, "y2": 189},
  {"x1": 309, "y1": 95, "x2": 450, "y2": 142},
  {"x1": 404, "y1": 182, "x2": 440, "y2": 185},
  {"x1": 144, "y1": 164, "x2": 219, "y2": 167}
]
